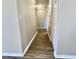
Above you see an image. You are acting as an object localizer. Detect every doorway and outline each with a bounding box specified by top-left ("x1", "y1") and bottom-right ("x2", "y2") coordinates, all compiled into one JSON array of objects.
[{"x1": 34, "y1": 0, "x2": 49, "y2": 30}]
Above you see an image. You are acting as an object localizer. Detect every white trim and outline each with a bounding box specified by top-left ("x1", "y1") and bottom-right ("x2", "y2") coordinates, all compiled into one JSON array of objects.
[
  {"x1": 2, "y1": 53, "x2": 23, "y2": 57},
  {"x1": 54, "y1": 51, "x2": 76, "y2": 59},
  {"x1": 2, "y1": 32, "x2": 38, "y2": 57},
  {"x1": 37, "y1": 27, "x2": 47, "y2": 29},
  {"x1": 55, "y1": 55, "x2": 76, "y2": 59},
  {"x1": 22, "y1": 32, "x2": 38, "y2": 56},
  {"x1": 47, "y1": 32, "x2": 51, "y2": 42},
  {"x1": 54, "y1": 51, "x2": 56, "y2": 57}
]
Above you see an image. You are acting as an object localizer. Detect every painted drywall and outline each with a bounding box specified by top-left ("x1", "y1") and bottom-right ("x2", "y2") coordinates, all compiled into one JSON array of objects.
[
  {"x1": 53, "y1": 0, "x2": 76, "y2": 56},
  {"x1": 16, "y1": 0, "x2": 37, "y2": 52},
  {"x1": 37, "y1": 9, "x2": 47, "y2": 28},
  {"x1": 2, "y1": 0, "x2": 37, "y2": 55},
  {"x1": 47, "y1": 0, "x2": 53, "y2": 41},
  {"x1": 2, "y1": 0, "x2": 22, "y2": 53}
]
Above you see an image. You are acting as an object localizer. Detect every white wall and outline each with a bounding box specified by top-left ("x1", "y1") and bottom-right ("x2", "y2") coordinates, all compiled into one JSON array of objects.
[
  {"x1": 16, "y1": 0, "x2": 37, "y2": 52},
  {"x1": 2, "y1": 0, "x2": 22, "y2": 53},
  {"x1": 53, "y1": 0, "x2": 76, "y2": 56},
  {"x1": 47, "y1": 0, "x2": 54, "y2": 42},
  {"x1": 37, "y1": 9, "x2": 47, "y2": 29},
  {"x1": 2, "y1": 0, "x2": 37, "y2": 56}
]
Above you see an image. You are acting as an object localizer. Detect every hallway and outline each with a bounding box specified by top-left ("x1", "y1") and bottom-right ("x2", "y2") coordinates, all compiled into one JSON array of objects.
[
  {"x1": 19, "y1": 30, "x2": 55, "y2": 59},
  {"x1": 2, "y1": 0, "x2": 76, "y2": 59}
]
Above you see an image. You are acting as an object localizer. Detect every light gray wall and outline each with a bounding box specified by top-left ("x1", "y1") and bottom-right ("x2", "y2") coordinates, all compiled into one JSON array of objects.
[
  {"x1": 47, "y1": 0, "x2": 53, "y2": 41},
  {"x1": 16, "y1": 0, "x2": 37, "y2": 52},
  {"x1": 53, "y1": 0, "x2": 76, "y2": 55},
  {"x1": 2, "y1": 0, "x2": 37, "y2": 55},
  {"x1": 2, "y1": 0, "x2": 22, "y2": 53}
]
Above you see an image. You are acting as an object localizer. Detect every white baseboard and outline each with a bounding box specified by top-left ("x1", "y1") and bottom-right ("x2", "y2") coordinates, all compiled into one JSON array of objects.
[
  {"x1": 2, "y1": 32, "x2": 38, "y2": 57},
  {"x1": 47, "y1": 32, "x2": 52, "y2": 42},
  {"x1": 54, "y1": 52, "x2": 76, "y2": 59},
  {"x1": 22, "y1": 32, "x2": 38, "y2": 56},
  {"x1": 2, "y1": 53, "x2": 23, "y2": 57},
  {"x1": 38, "y1": 27, "x2": 47, "y2": 29},
  {"x1": 55, "y1": 55, "x2": 76, "y2": 59}
]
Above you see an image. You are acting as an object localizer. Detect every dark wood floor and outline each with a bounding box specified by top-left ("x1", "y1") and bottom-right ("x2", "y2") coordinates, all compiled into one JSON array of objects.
[{"x1": 19, "y1": 30, "x2": 55, "y2": 59}]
